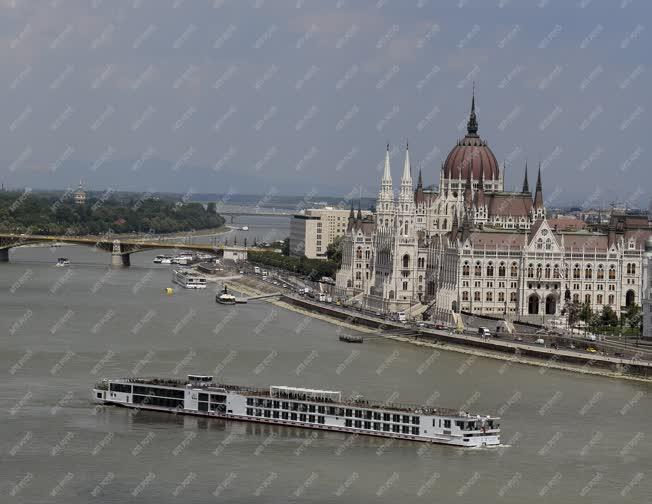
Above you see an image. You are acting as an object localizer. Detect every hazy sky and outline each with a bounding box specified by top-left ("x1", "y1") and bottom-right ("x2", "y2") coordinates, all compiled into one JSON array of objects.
[{"x1": 0, "y1": 0, "x2": 649, "y2": 208}]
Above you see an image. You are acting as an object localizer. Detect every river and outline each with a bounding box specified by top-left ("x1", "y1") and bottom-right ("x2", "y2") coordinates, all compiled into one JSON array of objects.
[{"x1": 0, "y1": 216, "x2": 650, "y2": 503}]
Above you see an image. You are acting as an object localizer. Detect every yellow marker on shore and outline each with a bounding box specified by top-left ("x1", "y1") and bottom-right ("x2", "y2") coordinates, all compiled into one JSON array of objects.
[{"x1": 166, "y1": 287, "x2": 174, "y2": 295}]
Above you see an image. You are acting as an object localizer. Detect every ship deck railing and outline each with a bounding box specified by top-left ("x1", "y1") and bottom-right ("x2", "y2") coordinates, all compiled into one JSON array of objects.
[{"x1": 104, "y1": 377, "x2": 491, "y2": 418}]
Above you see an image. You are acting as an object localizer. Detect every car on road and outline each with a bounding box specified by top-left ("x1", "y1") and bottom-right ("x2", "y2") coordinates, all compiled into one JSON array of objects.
[
  {"x1": 535, "y1": 338, "x2": 545, "y2": 345},
  {"x1": 478, "y1": 327, "x2": 491, "y2": 339}
]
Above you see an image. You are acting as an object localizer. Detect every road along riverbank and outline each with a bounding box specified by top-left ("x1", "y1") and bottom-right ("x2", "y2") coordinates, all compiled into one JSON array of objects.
[{"x1": 225, "y1": 276, "x2": 652, "y2": 383}]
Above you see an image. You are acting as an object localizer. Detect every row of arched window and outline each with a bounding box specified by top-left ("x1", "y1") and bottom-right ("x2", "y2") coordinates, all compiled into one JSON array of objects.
[{"x1": 462, "y1": 261, "x2": 518, "y2": 278}]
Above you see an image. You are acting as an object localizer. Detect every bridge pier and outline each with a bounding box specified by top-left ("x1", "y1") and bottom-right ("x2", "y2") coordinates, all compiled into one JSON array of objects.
[
  {"x1": 111, "y1": 253, "x2": 131, "y2": 267},
  {"x1": 0, "y1": 248, "x2": 8, "y2": 262}
]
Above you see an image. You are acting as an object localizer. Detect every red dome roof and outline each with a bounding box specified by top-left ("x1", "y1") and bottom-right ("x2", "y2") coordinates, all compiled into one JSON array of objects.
[
  {"x1": 443, "y1": 136, "x2": 499, "y2": 181},
  {"x1": 443, "y1": 92, "x2": 499, "y2": 182}
]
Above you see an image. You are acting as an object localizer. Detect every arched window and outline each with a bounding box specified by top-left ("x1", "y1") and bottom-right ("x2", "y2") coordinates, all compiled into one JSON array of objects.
[
  {"x1": 486, "y1": 292, "x2": 493, "y2": 301},
  {"x1": 585, "y1": 265, "x2": 592, "y2": 279},
  {"x1": 486, "y1": 262, "x2": 494, "y2": 276},
  {"x1": 475, "y1": 262, "x2": 482, "y2": 276},
  {"x1": 626, "y1": 263, "x2": 631, "y2": 275},
  {"x1": 553, "y1": 264, "x2": 560, "y2": 279},
  {"x1": 462, "y1": 291, "x2": 469, "y2": 301},
  {"x1": 573, "y1": 264, "x2": 581, "y2": 279},
  {"x1": 596, "y1": 294, "x2": 603, "y2": 304},
  {"x1": 527, "y1": 264, "x2": 534, "y2": 278},
  {"x1": 585, "y1": 294, "x2": 591, "y2": 304},
  {"x1": 511, "y1": 262, "x2": 518, "y2": 277},
  {"x1": 545, "y1": 238, "x2": 552, "y2": 250},
  {"x1": 355, "y1": 272, "x2": 361, "y2": 280},
  {"x1": 365, "y1": 250, "x2": 370, "y2": 259},
  {"x1": 536, "y1": 238, "x2": 543, "y2": 250},
  {"x1": 597, "y1": 265, "x2": 604, "y2": 280},
  {"x1": 474, "y1": 291, "x2": 481, "y2": 301},
  {"x1": 443, "y1": 218, "x2": 447, "y2": 229},
  {"x1": 609, "y1": 265, "x2": 616, "y2": 280},
  {"x1": 544, "y1": 264, "x2": 551, "y2": 279},
  {"x1": 462, "y1": 262, "x2": 470, "y2": 276},
  {"x1": 510, "y1": 292, "x2": 517, "y2": 302},
  {"x1": 402, "y1": 254, "x2": 410, "y2": 268},
  {"x1": 346, "y1": 280, "x2": 352, "y2": 288},
  {"x1": 356, "y1": 248, "x2": 362, "y2": 259},
  {"x1": 536, "y1": 264, "x2": 542, "y2": 278},
  {"x1": 404, "y1": 222, "x2": 408, "y2": 235},
  {"x1": 498, "y1": 262, "x2": 506, "y2": 277},
  {"x1": 402, "y1": 281, "x2": 408, "y2": 291},
  {"x1": 608, "y1": 294, "x2": 614, "y2": 305}
]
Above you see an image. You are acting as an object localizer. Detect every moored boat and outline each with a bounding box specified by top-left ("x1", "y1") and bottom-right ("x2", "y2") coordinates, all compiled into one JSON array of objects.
[
  {"x1": 339, "y1": 335, "x2": 363, "y2": 343},
  {"x1": 172, "y1": 268, "x2": 207, "y2": 289},
  {"x1": 56, "y1": 257, "x2": 70, "y2": 267},
  {"x1": 92, "y1": 375, "x2": 501, "y2": 447},
  {"x1": 216, "y1": 285, "x2": 237, "y2": 304}
]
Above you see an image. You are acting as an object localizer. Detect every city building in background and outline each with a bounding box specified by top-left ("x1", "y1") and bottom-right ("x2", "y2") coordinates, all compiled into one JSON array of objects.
[
  {"x1": 642, "y1": 237, "x2": 652, "y2": 340},
  {"x1": 290, "y1": 207, "x2": 371, "y2": 259},
  {"x1": 336, "y1": 94, "x2": 652, "y2": 322},
  {"x1": 73, "y1": 180, "x2": 87, "y2": 205}
]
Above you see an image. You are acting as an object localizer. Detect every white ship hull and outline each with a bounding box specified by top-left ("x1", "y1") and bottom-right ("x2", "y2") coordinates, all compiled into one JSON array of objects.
[
  {"x1": 92, "y1": 378, "x2": 501, "y2": 448},
  {"x1": 172, "y1": 269, "x2": 207, "y2": 289}
]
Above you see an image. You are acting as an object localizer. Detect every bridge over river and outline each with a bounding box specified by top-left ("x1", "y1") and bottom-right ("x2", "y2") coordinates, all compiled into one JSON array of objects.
[{"x1": 0, "y1": 233, "x2": 254, "y2": 266}]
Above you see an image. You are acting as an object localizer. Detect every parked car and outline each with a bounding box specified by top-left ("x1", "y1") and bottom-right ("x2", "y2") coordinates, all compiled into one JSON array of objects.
[{"x1": 535, "y1": 338, "x2": 545, "y2": 345}]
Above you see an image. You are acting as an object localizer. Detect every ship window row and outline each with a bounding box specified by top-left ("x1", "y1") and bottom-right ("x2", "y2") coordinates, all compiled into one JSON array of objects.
[
  {"x1": 132, "y1": 385, "x2": 185, "y2": 399},
  {"x1": 246, "y1": 408, "x2": 326, "y2": 424},
  {"x1": 245, "y1": 398, "x2": 419, "y2": 424},
  {"x1": 344, "y1": 419, "x2": 420, "y2": 435},
  {"x1": 198, "y1": 402, "x2": 226, "y2": 413},
  {"x1": 109, "y1": 383, "x2": 132, "y2": 394},
  {"x1": 198, "y1": 393, "x2": 226, "y2": 403},
  {"x1": 347, "y1": 409, "x2": 419, "y2": 425},
  {"x1": 132, "y1": 394, "x2": 184, "y2": 409}
]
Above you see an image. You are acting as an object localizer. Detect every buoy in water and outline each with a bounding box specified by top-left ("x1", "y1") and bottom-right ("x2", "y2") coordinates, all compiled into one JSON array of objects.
[{"x1": 166, "y1": 287, "x2": 174, "y2": 295}]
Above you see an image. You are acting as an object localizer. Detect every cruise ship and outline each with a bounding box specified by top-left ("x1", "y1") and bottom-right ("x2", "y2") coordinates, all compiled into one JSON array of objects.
[
  {"x1": 172, "y1": 269, "x2": 207, "y2": 289},
  {"x1": 92, "y1": 375, "x2": 501, "y2": 447}
]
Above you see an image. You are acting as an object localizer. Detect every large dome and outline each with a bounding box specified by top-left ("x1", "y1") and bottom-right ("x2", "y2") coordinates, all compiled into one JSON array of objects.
[{"x1": 442, "y1": 95, "x2": 499, "y2": 182}]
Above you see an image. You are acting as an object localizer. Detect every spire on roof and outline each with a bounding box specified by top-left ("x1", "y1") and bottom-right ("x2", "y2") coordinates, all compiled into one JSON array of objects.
[
  {"x1": 466, "y1": 82, "x2": 478, "y2": 136},
  {"x1": 382, "y1": 143, "x2": 392, "y2": 183},
  {"x1": 522, "y1": 162, "x2": 530, "y2": 193},
  {"x1": 356, "y1": 200, "x2": 363, "y2": 220},
  {"x1": 464, "y1": 164, "x2": 473, "y2": 208},
  {"x1": 533, "y1": 162, "x2": 544, "y2": 209},
  {"x1": 417, "y1": 167, "x2": 423, "y2": 188},
  {"x1": 401, "y1": 141, "x2": 411, "y2": 182},
  {"x1": 474, "y1": 167, "x2": 486, "y2": 208}
]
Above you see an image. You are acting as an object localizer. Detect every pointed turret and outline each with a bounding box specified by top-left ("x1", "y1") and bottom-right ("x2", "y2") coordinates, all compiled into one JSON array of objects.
[
  {"x1": 474, "y1": 168, "x2": 486, "y2": 208},
  {"x1": 356, "y1": 200, "x2": 363, "y2": 220},
  {"x1": 347, "y1": 203, "x2": 355, "y2": 232},
  {"x1": 533, "y1": 163, "x2": 544, "y2": 209},
  {"x1": 522, "y1": 162, "x2": 530, "y2": 193},
  {"x1": 461, "y1": 210, "x2": 472, "y2": 242},
  {"x1": 466, "y1": 84, "x2": 478, "y2": 136},
  {"x1": 382, "y1": 143, "x2": 392, "y2": 186},
  {"x1": 463, "y1": 166, "x2": 473, "y2": 209},
  {"x1": 450, "y1": 211, "x2": 459, "y2": 241},
  {"x1": 401, "y1": 141, "x2": 412, "y2": 183},
  {"x1": 414, "y1": 167, "x2": 425, "y2": 205}
]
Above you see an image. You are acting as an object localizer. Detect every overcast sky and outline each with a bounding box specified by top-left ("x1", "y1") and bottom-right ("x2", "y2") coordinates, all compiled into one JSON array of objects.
[{"x1": 0, "y1": 0, "x2": 649, "y2": 208}]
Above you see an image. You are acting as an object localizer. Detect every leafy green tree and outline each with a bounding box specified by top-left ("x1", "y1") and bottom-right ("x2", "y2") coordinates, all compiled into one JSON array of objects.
[
  {"x1": 624, "y1": 303, "x2": 642, "y2": 330},
  {"x1": 281, "y1": 237, "x2": 290, "y2": 256},
  {"x1": 579, "y1": 302, "x2": 593, "y2": 324},
  {"x1": 326, "y1": 235, "x2": 344, "y2": 266},
  {"x1": 600, "y1": 305, "x2": 619, "y2": 327}
]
